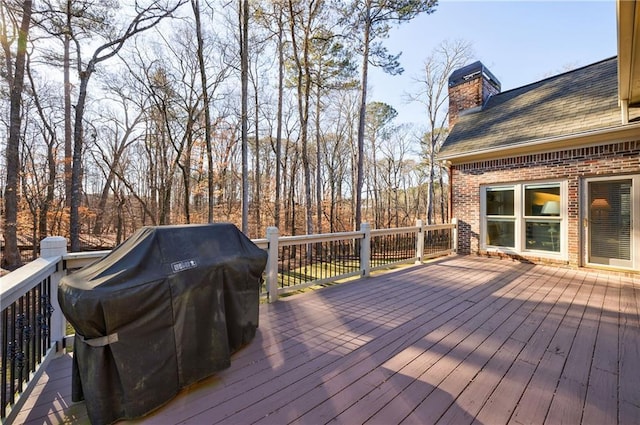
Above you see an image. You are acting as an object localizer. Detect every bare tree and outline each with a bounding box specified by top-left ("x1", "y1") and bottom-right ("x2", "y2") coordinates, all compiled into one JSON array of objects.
[
  {"x1": 68, "y1": 0, "x2": 185, "y2": 251},
  {"x1": 287, "y1": 0, "x2": 327, "y2": 235},
  {"x1": 36, "y1": 1, "x2": 121, "y2": 211},
  {"x1": 239, "y1": 0, "x2": 249, "y2": 234},
  {"x1": 310, "y1": 27, "x2": 357, "y2": 233},
  {"x1": 26, "y1": 57, "x2": 62, "y2": 245},
  {"x1": 339, "y1": 0, "x2": 437, "y2": 230},
  {"x1": 1, "y1": 0, "x2": 33, "y2": 270},
  {"x1": 408, "y1": 39, "x2": 473, "y2": 224},
  {"x1": 191, "y1": 0, "x2": 214, "y2": 222},
  {"x1": 274, "y1": 1, "x2": 285, "y2": 229},
  {"x1": 253, "y1": 0, "x2": 292, "y2": 230},
  {"x1": 364, "y1": 101, "x2": 396, "y2": 227},
  {"x1": 89, "y1": 74, "x2": 146, "y2": 235},
  {"x1": 322, "y1": 89, "x2": 358, "y2": 232},
  {"x1": 379, "y1": 123, "x2": 412, "y2": 227}
]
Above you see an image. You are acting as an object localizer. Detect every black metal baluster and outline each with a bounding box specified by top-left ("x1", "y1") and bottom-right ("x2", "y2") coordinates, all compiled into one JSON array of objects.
[
  {"x1": 283, "y1": 246, "x2": 288, "y2": 288},
  {"x1": 2, "y1": 308, "x2": 8, "y2": 419},
  {"x1": 17, "y1": 299, "x2": 25, "y2": 393},
  {"x1": 25, "y1": 288, "x2": 33, "y2": 376},
  {"x1": 35, "y1": 284, "x2": 42, "y2": 363},
  {"x1": 320, "y1": 242, "x2": 324, "y2": 280},
  {"x1": 9, "y1": 304, "x2": 16, "y2": 405}
]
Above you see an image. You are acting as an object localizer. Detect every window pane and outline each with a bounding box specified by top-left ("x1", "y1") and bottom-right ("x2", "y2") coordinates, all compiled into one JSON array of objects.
[
  {"x1": 526, "y1": 221, "x2": 560, "y2": 252},
  {"x1": 525, "y1": 185, "x2": 560, "y2": 216},
  {"x1": 486, "y1": 188, "x2": 514, "y2": 216},
  {"x1": 486, "y1": 220, "x2": 515, "y2": 247}
]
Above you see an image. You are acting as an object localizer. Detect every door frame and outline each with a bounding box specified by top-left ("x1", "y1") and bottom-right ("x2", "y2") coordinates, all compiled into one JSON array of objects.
[{"x1": 583, "y1": 175, "x2": 639, "y2": 271}]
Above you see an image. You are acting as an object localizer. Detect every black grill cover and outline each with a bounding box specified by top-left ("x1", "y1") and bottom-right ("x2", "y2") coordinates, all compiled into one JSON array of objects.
[{"x1": 58, "y1": 224, "x2": 267, "y2": 425}]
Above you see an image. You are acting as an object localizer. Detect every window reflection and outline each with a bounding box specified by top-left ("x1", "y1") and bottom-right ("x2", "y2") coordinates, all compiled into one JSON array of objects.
[
  {"x1": 486, "y1": 188, "x2": 514, "y2": 216},
  {"x1": 525, "y1": 221, "x2": 560, "y2": 252},
  {"x1": 525, "y1": 185, "x2": 560, "y2": 216}
]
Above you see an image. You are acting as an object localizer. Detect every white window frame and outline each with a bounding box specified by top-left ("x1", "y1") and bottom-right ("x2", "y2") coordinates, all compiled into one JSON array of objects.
[{"x1": 481, "y1": 180, "x2": 568, "y2": 260}]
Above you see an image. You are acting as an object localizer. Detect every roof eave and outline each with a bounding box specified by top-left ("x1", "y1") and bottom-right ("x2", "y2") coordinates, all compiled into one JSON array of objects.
[
  {"x1": 617, "y1": 0, "x2": 640, "y2": 106},
  {"x1": 439, "y1": 122, "x2": 640, "y2": 165}
]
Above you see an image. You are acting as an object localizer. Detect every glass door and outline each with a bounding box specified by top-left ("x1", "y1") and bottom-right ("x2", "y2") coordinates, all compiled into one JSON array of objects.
[{"x1": 587, "y1": 179, "x2": 633, "y2": 268}]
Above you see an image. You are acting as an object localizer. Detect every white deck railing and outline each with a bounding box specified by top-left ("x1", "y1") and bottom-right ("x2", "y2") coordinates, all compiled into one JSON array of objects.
[{"x1": 0, "y1": 219, "x2": 456, "y2": 424}]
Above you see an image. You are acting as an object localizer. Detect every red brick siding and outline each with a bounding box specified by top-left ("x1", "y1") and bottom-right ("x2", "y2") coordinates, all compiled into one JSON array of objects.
[
  {"x1": 448, "y1": 75, "x2": 500, "y2": 128},
  {"x1": 448, "y1": 77, "x2": 481, "y2": 128},
  {"x1": 451, "y1": 140, "x2": 640, "y2": 267}
]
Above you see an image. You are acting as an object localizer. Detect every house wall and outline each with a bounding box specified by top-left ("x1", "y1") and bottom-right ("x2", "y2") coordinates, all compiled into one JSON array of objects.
[{"x1": 451, "y1": 139, "x2": 640, "y2": 267}]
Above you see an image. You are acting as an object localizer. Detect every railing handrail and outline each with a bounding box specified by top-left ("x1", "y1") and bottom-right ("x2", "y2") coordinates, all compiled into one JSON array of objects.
[
  {"x1": 63, "y1": 250, "x2": 111, "y2": 271},
  {"x1": 276, "y1": 230, "x2": 365, "y2": 246},
  {"x1": 0, "y1": 257, "x2": 59, "y2": 311},
  {"x1": 63, "y1": 250, "x2": 111, "y2": 261},
  {"x1": 0, "y1": 222, "x2": 458, "y2": 304},
  {"x1": 370, "y1": 225, "x2": 420, "y2": 237}
]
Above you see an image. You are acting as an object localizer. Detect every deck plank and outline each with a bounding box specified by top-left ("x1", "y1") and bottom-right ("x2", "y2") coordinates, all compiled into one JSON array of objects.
[
  {"x1": 394, "y1": 271, "x2": 542, "y2": 424},
  {"x1": 581, "y1": 275, "x2": 622, "y2": 425},
  {"x1": 542, "y1": 271, "x2": 601, "y2": 425},
  {"x1": 10, "y1": 256, "x2": 640, "y2": 425},
  {"x1": 178, "y1": 260, "x2": 518, "y2": 424},
  {"x1": 617, "y1": 276, "x2": 640, "y2": 425},
  {"x1": 294, "y1": 263, "x2": 539, "y2": 425},
  {"x1": 492, "y1": 269, "x2": 592, "y2": 425},
  {"x1": 436, "y1": 267, "x2": 571, "y2": 425}
]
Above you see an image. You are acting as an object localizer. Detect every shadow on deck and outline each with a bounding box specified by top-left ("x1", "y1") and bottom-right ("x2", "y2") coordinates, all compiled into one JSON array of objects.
[{"x1": 14, "y1": 255, "x2": 640, "y2": 425}]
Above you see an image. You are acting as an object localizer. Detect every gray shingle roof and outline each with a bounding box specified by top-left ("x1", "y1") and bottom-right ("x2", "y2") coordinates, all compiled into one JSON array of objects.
[{"x1": 440, "y1": 57, "x2": 622, "y2": 159}]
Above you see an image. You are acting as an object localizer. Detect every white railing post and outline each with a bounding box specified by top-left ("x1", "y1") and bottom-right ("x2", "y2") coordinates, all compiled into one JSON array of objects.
[
  {"x1": 415, "y1": 219, "x2": 424, "y2": 265},
  {"x1": 40, "y1": 236, "x2": 67, "y2": 353},
  {"x1": 360, "y1": 223, "x2": 371, "y2": 278},
  {"x1": 266, "y1": 227, "x2": 280, "y2": 303},
  {"x1": 452, "y1": 217, "x2": 458, "y2": 253}
]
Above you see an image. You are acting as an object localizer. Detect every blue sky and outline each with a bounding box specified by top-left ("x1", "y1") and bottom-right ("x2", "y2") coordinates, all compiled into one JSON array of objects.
[{"x1": 369, "y1": 1, "x2": 617, "y2": 127}]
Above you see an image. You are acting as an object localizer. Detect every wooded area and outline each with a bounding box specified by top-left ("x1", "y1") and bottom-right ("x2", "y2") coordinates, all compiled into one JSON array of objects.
[{"x1": 0, "y1": 0, "x2": 469, "y2": 271}]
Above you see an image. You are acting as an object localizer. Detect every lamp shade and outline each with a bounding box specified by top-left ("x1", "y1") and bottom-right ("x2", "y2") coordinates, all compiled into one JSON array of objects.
[
  {"x1": 540, "y1": 201, "x2": 560, "y2": 215},
  {"x1": 590, "y1": 198, "x2": 611, "y2": 210}
]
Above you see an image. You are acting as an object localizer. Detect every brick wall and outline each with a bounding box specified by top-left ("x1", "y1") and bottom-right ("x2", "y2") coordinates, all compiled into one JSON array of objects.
[
  {"x1": 448, "y1": 78, "x2": 481, "y2": 128},
  {"x1": 451, "y1": 140, "x2": 640, "y2": 267}
]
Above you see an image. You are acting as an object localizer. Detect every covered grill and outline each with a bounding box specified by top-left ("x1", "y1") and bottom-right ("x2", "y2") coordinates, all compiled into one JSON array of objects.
[{"x1": 58, "y1": 223, "x2": 267, "y2": 424}]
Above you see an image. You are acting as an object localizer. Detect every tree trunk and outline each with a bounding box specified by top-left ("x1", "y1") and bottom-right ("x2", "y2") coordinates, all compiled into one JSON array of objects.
[
  {"x1": 64, "y1": 0, "x2": 72, "y2": 208},
  {"x1": 2, "y1": 0, "x2": 33, "y2": 270},
  {"x1": 287, "y1": 0, "x2": 315, "y2": 235},
  {"x1": 93, "y1": 157, "x2": 118, "y2": 235},
  {"x1": 181, "y1": 133, "x2": 194, "y2": 223},
  {"x1": 40, "y1": 141, "x2": 56, "y2": 241},
  {"x1": 27, "y1": 58, "x2": 56, "y2": 242},
  {"x1": 240, "y1": 0, "x2": 249, "y2": 234},
  {"x1": 439, "y1": 169, "x2": 446, "y2": 223},
  {"x1": 191, "y1": 0, "x2": 214, "y2": 223},
  {"x1": 315, "y1": 87, "x2": 322, "y2": 233},
  {"x1": 253, "y1": 69, "x2": 261, "y2": 235},
  {"x1": 70, "y1": 70, "x2": 92, "y2": 251},
  {"x1": 355, "y1": 11, "x2": 370, "y2": 230},
  {"x1": 427, "y1": 149, "x2": 435, "y2": 225},
  {"x1": 274, "y1": 3, "x2": 284, "y2": 229}
]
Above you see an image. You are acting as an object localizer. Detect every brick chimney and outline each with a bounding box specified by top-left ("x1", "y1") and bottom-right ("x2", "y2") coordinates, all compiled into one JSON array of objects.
[{"x1": 448, "y1": 61, "x2": 501, "y2": 128}]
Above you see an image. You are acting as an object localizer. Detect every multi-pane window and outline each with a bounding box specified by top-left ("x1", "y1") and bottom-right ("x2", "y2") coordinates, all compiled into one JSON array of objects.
[
  {"x1": 483, "y1": 182, "x2": 564, "y2": 255},
  {"x1": 486, "y1": 188, "x2": 515, "y2": 248}
]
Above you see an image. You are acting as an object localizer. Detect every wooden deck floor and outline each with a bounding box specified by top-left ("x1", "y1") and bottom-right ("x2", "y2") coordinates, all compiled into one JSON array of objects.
[{"x1": 13, "y1": 255, "x2": 640, "y2": 425}]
